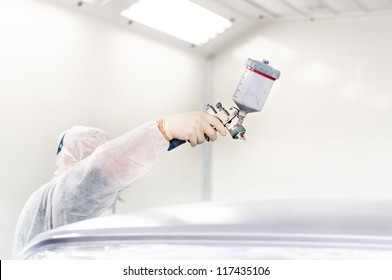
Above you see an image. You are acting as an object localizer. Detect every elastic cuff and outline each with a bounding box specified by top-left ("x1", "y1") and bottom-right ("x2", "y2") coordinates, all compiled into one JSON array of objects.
[{"x1": 157, "y1": 120, "x2": 171, "y2": 141}]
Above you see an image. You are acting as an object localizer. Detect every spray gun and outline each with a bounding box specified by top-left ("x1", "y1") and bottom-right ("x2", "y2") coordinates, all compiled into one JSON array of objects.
[
  {"x1": 168, "y1": 58, "x2": 280, "y2": 150},
  {"x1": 206, "y1": 58, "x2": 281, "y2": 140}
]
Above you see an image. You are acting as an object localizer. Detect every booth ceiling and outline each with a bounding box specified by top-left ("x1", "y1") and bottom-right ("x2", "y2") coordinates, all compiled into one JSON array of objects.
[{"x1": 50, "y1": 0, "x2": 392, "y2": 54}]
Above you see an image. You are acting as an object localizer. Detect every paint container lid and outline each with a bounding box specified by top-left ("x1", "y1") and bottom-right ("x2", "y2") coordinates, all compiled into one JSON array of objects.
[{"x1": 246, "y1": 58, "x2": 281, "y2": 80}]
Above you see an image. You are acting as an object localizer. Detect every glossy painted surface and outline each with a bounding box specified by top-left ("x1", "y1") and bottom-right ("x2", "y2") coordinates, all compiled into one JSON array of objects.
[{"x1": 16, "y1": 200, "x2": 392, "y2": 259}]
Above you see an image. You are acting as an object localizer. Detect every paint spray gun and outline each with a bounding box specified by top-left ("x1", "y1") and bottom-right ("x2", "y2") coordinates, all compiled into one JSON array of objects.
[
  {"x1": 207, "y1": 58, "x2": 280, "y2": 140},
  {"x1": 168, "y1": 58, "x2": 280, "y2": 150}
]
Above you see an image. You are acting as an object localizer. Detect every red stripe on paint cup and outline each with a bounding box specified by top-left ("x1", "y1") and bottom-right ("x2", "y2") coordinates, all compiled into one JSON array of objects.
[{"x1": 246, "y1": 66, "x2": 276, "y2": 81}]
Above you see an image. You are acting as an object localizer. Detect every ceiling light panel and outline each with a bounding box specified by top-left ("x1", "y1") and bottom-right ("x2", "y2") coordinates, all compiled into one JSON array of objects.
[
  {"x1": 354, "y1": 0, "x2": 392, "y2": 11},
  {"x1": 248, "y1": 0, "x2": 392, "y2": 20},
  {"x1": 326, "y1": 0, "x2": 370, "y2": 13},
  {"x1": 283, "y1": 0, "x2": 333, "y2": 15},
  {"x1": 121, "y1": 0, "x2": 233, "y2": 45},
  {"x1": 249, "y1": 0, "x2": 300, "y2": 18},
  {"x1": 82, "y1": 0, "x2": 110, "y2": 6}
]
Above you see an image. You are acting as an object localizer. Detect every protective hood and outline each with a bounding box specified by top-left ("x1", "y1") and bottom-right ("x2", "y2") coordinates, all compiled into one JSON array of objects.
[{"x1": 55, "y1": 126, "x2": 111, "y2": 176}]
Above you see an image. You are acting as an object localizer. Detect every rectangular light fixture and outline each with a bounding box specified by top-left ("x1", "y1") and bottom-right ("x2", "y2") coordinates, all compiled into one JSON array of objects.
[
  {"x1": 82, "y1": 0, "x2": 110, "y2": 6},
  {"x1": 121, "y1": 0, "x2": 232, "y2": 45}
]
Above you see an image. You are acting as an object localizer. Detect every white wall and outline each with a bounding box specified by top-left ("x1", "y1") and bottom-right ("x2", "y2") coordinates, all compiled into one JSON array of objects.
[
  {"x1": 212, "y1": 16, "x2": 392, "y2": 201},
  {"x1": 0, "y1": 0, "x2": 205, "y2": 259}
]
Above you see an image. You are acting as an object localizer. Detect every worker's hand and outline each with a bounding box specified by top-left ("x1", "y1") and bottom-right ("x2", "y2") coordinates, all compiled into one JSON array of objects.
[{"x1": 158, "y1": 111, "x2": 227, "y2": 147}]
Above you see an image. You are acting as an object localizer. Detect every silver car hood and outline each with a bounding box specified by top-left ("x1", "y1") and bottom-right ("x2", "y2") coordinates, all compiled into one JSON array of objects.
[{"x1": 16, "y1": 199, "x2": 392, "y2": 259}]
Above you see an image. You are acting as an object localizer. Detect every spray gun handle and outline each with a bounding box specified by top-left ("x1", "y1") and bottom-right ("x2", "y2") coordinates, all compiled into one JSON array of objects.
[
  {"x1": 167, "y1": 105, "x2": 215, "y2": 151},
  {"x1": 168, "y1": 138, "x2": 186, "y2": 151},
  {"x1": 168, "y1": 102, "x2": 240, "y2": 151}
]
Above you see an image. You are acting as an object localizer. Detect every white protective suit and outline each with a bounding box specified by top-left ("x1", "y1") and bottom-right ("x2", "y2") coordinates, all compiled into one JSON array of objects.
[{"x1": 12, "y1": 121, "x2": 168, "y2": 256}]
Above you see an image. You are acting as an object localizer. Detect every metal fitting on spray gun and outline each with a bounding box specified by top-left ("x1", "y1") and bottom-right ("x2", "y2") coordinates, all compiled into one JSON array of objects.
[
  {"x1": 206, "y1": 102, "x2": 246, "y2": 140},
  {"x1": 168, "y1": 58, "x2": 280, "y2": 150}
]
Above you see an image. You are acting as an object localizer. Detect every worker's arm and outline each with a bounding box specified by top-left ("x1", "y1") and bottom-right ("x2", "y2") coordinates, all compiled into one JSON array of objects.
[
  {"x1": 52, "y1": 121, "x2": 168, "y2": 226},
  {"x1": 51, "y1": 112, "x2": 226, "y2": 227}
]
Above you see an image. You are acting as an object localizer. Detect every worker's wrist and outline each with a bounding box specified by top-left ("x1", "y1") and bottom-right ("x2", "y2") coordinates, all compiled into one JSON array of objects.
[{"x1": 157, "y1": 120, "x2": 171, "y2": 141}]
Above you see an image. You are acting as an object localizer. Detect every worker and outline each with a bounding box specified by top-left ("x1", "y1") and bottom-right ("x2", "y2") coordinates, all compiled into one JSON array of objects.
[{"x1": 12, "y1": 111, "x2": 226, "y2": 256}]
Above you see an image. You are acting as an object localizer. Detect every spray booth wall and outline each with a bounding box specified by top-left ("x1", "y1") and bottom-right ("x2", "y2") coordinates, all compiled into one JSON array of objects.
[
  {"x1": 0, "y1": 0, "x2": 205, "y2": 259},
  {"x1": 212, "y1": 16, "x2": 392, "y2": 201}
]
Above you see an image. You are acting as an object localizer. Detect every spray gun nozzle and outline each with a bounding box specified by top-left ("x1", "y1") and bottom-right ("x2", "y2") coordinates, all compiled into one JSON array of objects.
[
  {"x1": 230, "y1": 125, "x2": 246, "y2": 139},
  {"x1": 230, "y1": 116, "x2": 246, "y2": 139}
]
